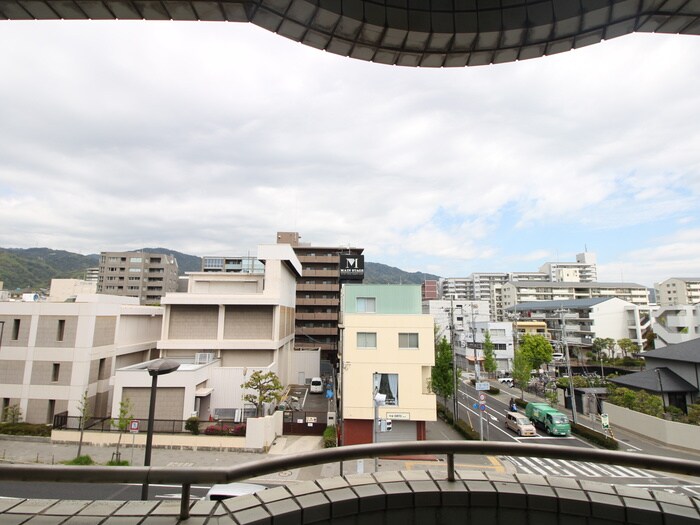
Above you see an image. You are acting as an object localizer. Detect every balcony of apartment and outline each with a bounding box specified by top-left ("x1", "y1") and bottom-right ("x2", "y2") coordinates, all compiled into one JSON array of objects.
[
  {"x1": 297, "y1": 283, "x2": 340, "y2": 292},
  {"x1": 297, "y1": 255, "x2": 339, "y2": 264},
  {"x1": 148, "y1": 268, "x2": 165, "y2": 274},
  {"x1": 295, "y1": 312, "x2": 339, "y2": 321},
  {"x1": 296, "y1": 297, "x2": 340, "y2": 306},
  {"x1": 301, "y1": 269, "x2": 339, "y2": 278},
  {"x1": 296, "y1": 326, "x2": 338, "y2": 336}
]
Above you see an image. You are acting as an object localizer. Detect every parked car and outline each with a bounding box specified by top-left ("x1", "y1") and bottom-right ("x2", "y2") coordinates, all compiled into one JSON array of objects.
[
  {"x1": 505, "y1": 411, "x2": 537, "y2": 436},
  {"x1": 551, "y1": 352, "x2": 564, "y2": 361},
  {"x1": 310, "y1": 377, "x2": 324, "y2": 394}
]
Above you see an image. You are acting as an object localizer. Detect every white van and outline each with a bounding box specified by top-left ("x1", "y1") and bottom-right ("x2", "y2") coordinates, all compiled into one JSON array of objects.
[
  {"x1": 505, "y1": 411, "x2": 537, "y2": 437},
  {"x1": 551, "y1": 353, "x2": 564, "y2": 361},
  {"x1": 310, "y1": 377, "x2": 324, "y2": 394}
]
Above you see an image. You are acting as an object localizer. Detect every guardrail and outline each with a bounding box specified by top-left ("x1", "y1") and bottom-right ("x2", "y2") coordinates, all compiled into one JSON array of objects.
[{"x1": 1, "y1": 441, "x2": 700, "y2": 520}]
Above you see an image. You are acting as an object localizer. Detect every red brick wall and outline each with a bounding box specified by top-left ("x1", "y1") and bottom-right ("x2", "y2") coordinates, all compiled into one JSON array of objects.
[{"x1": 342, "y1": 419, "x2": 373, "y2": 445}]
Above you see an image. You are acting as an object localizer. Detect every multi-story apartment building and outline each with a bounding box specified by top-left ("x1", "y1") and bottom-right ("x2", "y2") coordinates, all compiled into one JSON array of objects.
[
  {"x1": 421, "y1": 279, "x2": 439, "y2": 301},
  {"x1": 340, "y1": 284, "x2": 436, "y2": 445},
  {"x1": 652, "y1": 304, "x2": 700, "y2": 348},
  {"x1": 422, "y1": 299, "x2": 490, "y2": 342},
  {"x1": 201, "y1": 256, "x2": 265, "y2": 274},
  {"x1": 507, "y1": 297, "x2": 648, "y2": 355},
  {"x1": 111, "y1": 244, "x2": 304, "y2": 422},
  {"x1": 655, "y1": 278, "x2": 700, "y2": 307},
  {"x1": 276, "y1": 232, "x2": 363, "y2": 365},
  {"x1": 97, "y1": 251, "x2": 179, "y2": 305},
  {"x1": 0, "y1": 295, "x2": 162, "y2": 424},
  {"x1": 539, "y1": 252, "x2": 598, "y2": 282}
]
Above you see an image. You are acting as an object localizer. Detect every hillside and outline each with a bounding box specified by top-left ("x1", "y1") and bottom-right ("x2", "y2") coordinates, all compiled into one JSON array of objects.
[{"x1": 0, "y1": 247, "x2": 440, "y2": 291}]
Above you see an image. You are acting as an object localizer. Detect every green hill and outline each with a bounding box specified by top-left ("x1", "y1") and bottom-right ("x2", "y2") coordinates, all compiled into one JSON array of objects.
[{"x1": 0, "y1": 247, "x2": 440, "y2": 291}]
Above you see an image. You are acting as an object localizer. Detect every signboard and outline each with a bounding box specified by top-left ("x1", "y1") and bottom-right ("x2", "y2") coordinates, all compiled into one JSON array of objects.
[
  {"x1": 478, "y1": 393, "x2": 485, "y2": 402},
  {"x1": 386, "y1": 412, "x2": 410, "y2": 420},
  {"x1": 475, "y1": 382, "x2": 490, "y2": 391},
  {"x1": 601, "y1": 413, "x2": 610, "y2": 429},
  {"x1": 129, "y1": 420, "x2": 140, "y2": 433},
  {"x1": 339, "y1": 254, "x2": 364, "y2": 280},
  {"x1": 306, "y1": 416, "x2": 318, "y2": 423}
]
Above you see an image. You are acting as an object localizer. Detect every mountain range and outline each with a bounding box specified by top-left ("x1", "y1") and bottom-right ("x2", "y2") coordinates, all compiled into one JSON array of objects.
[{"x1": 0, "y1": 247, "x2": 440, "y2": 291}]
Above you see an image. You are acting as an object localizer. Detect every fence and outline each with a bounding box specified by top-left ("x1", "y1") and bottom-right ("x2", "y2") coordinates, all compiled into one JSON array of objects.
[{"x1": 282, "y1": 410, "x2": 327, "y2": 435}]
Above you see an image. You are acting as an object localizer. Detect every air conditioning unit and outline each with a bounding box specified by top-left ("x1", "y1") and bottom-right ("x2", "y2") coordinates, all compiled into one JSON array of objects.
[{"x1": 195, "y1": 352, "x2": 214, "y2": 365}]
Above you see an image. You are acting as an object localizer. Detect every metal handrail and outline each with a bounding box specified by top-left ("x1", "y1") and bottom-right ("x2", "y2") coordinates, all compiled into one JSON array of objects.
[{"x1": 1, "y1": 441, "x2": 700, "y2": 520}]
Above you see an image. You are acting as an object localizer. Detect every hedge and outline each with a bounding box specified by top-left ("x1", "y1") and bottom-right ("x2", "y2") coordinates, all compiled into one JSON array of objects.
[
  {"x1": 0, "y1": 423, "x2": 51, "y2": 437},
  {"x1": 571, "y1": 422, "x2": 618, "y2": 450}
]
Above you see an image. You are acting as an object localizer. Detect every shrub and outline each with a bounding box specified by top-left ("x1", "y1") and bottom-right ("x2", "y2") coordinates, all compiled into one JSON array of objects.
[
  {"x1": 323, "y1": 425, "x2": 337, "y2": 448},
  {"x1": 185, "y1": 416, "x2": 200, "y2": 435},
  {"x1": 204, "y1": 423, "x2": 246, "y2": 436},
  {"x1": 63, "y1": 455, "x2": 95, "y2": 465},
  {"x1": 488, "y1": 386, "x2": 500, "y2": 395},
  {"x1": 107, "y1": 459, "x2": 130, "y2": 466},
  {"x1": 571, "y1": 423, "x2": 618, "y2": 450},
  {"x1": 0, "y1": 422, "x2": 51, "y2": 437}
]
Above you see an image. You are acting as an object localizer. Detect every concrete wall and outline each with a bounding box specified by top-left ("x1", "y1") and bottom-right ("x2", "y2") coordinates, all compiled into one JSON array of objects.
[
  {"x1": 245, "y1": 410, "x2": 283, "y2": 450},
  {"x1": 223, "y1": 305, "x2": 274, "y2": 339},
  {"x1": 603, "y1": 402, "x2": 700, "y2": 450}
]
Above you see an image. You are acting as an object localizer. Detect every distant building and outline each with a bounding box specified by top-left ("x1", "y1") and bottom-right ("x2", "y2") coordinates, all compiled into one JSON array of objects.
[
  {"x1": 97, "y1": 251, "x2": 179, "y2": 305},
  {"x1": 340, "y1": 284, "x2": 436, "y2": 445},
  {"x1": 421, "y1": 279, "x2": 439, "y2": 301},
  {"x1": 83, "y1": 267, "x2": 100, "y2": 283},
  {"x1": 539, "y1": 252, "x2": 597, "y2": 282},
  {"x1": 0, "y1": 295, "x2": 162, "y2": 424},
  {"x1": 652, "y1": 303, "x2": 700, "y2": 348},
  {"x1": 654, "y1": 278, "x2": 700, "y2": 307},
  {"x1": 201, "y1": 256, "x2": 265, "y2": 274},
  {"x1": 276, "y1": 231, "x2": 364, "y2": 365}
]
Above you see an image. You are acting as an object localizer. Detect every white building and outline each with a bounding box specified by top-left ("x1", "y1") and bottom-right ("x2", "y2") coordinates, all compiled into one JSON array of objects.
[
  {"x1": 48, "y1": 279, "x2": 98, "y2": 303},
  {"x1": 0, "y1": 294, "x2": 162, "y2": 424},
  {"x1": 652, "y1": 303, "x2": 700, "y2": 348},
  {"x1": 508, "y1": 297, "x2": 648, "y2": 355},
  {"x1": 539, "y1": 252, "x2": 597, "y2": 282},
  {"x1": 654, "y1": 278, "x2": 700, "y2": 307},
  {"x1": 111, "y1": 244, "x2": 309, "y2": 423}
]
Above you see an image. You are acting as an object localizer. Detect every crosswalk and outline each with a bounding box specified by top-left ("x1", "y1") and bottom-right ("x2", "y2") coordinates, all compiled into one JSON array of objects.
[{"x1": 504, "y1": 456, "x2": 661, "y2": 479}]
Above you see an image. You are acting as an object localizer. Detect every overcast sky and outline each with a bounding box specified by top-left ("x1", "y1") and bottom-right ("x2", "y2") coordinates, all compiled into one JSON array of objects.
[{"x1": 1, "y1": 21, "x2": 699, "y2": 287}]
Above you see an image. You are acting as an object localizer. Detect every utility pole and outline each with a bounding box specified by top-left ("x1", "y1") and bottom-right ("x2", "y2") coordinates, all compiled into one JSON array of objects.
[
  {"x1": 557, "y1": 308, "x2": 577, "y2": 426},
  {"x1": 470, "y1": 303, "x2": 479, "y2": 381},
  {"x1": 449, "y1": 299, "x2": 459, "y2": 425}
]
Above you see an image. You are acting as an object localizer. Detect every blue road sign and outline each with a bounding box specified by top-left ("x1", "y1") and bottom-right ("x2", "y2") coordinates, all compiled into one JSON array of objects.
[
  {"x1": 472, "y1": 403, "x2": 478, "y2": 409},
  {"x1": 479, "y1": 404, "x2": 486, "y2": 411}
]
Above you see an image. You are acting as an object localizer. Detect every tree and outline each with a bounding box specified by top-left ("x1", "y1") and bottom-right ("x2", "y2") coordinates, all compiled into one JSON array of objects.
[
  {"x1": 76, "y1": 390, "x2": 91, "y2": 458},
  {"x1": 241, "y1": 371, "x2": 284, "y2": 416},
  {"x1": 592, "y1": 337, "x2": 615, "y2": 359},
  {"x1": 2, "y1": 404, "x2": 22, "y2": 423},
  {"x1": 482, "y1": 331, "x2": 497, "y2": 377},
  {"x1": 617, "y1": 338, "x2": 639, "y2": 358},
  {"x1": 519, "y1": 334, "x2": 553, "y2": 371},
  {"x1": 113, "y1": 398, "x2": 133, "y2": 462},
  {"x1": 512, "y1": 349, "x2": 531, "y2": 400},
  {"x1": 431, "y1": 336, "x2": 455, "y2": 406}
]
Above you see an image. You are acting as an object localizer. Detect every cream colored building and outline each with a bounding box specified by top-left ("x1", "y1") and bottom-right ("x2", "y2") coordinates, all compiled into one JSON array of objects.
[
  {"x1": 48, "y1": 278, "x2": 98, "y2": 302},
  {"x1": 0, "y1": 294, "x2": 162, "y2": 424},
  {"x1": 111, "y1": 244, "x2": 305, "y2": 422},
  {"x1": 340, "y1": 284, "x2": 436, "y2": 445},
  {"x1": 655, "y1": 278, "x2": 700, "y2": 307}
]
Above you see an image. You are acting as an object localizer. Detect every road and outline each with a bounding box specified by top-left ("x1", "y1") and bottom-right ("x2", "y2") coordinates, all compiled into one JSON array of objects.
[
  {"x1": 454, "y1": 378, "x2": 700, "y2": 499},
  {"x1": 0, "y1": 481, "x2": 213, "y2": 501}
]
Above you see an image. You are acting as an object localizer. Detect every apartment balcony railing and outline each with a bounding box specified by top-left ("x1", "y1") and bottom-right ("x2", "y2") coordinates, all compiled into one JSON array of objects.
[{"x1": 1, "y1": 442, "x2": 700, "y2": 522}]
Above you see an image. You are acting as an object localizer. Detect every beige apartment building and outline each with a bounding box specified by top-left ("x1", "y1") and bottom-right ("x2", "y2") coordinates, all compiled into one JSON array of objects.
[
  {"x1": 111, "y1": 244, "x2": 308, "y2": 422},
  {"x1": 276, "y1": 232, "x2": 363, "y2": 366},
  {"x1": 655, "y1": 277, "x2": 700, "y2": 307},
  {"x1": 97, "y1": 251, "x2": 179, "y2": 305},
  {"x1": 340, "y1": 284, "x2": 436, "y2": 445},
  {"x1": 0, "y1": 295, "x2": 162, "y2": 424}
]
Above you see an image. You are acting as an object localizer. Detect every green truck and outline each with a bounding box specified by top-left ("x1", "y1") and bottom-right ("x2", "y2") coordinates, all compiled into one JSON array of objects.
[{"x1": 525, "y1": 402, "x2": 571, "y2": 436}]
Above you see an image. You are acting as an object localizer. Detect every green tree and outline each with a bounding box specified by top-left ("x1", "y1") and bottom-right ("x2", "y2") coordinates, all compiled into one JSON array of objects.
[
  {"x1": 2, "y1": 404, "x2": 22, "y2": 423},
  {"x1": 519, "y1": 334, "x2": 553, "y2": 371},
  {"x1": 592, "y1": 337, "x2": 615, "y2": 359},
  {"x1": 241, "y1": 371, "x2": 284, "y2": 416},
  {"x1": 617, "y1": 338, "x2": 638, "y2": 358},
  {"x1": 482, "y1": 331, "x2": 497, "y2": 377},
  {"x1": 512, "y1": 349, "x2": 531, "y2": 400},
  {"x1": 431, "y1": 336, "x2": 456, "y2": 406},
  {"x1": 113, "y1": 398, "x2": 133, "y2": 462},
  {"x1": 76, "y1": 390, "x2": 91, "y2": 458}
]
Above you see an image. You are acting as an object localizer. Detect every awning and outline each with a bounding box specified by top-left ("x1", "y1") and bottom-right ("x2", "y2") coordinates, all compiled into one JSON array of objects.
[{"x1": 195, "y1": 387, "x2": 214, "y2": 397}]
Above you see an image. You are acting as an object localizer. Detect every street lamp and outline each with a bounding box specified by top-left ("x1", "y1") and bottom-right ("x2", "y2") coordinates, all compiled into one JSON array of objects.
[
  {"x1": 372, "y1": 372, "x2": 386, "y2": 473},
  {"x1": 141, "y1": 359, "x2": 180, "y2": 500}
]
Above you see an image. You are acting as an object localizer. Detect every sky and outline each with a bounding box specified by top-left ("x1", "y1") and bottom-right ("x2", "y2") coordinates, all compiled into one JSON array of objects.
[{"x1": 1, "y1": 20, "x2": 699, "y2": 287}]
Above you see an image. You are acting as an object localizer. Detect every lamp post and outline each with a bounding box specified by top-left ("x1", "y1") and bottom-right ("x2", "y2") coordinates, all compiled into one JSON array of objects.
[
  {"x1": 372, "y1": 372, "x2": 386, "y2": 472},
  {"x1": 141, "y1": 359, "x2": 180, "y2": 500}
]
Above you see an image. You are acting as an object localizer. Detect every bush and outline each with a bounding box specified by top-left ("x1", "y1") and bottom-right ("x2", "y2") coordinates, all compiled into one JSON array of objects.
[
  {"x1": 571, "y1": 423, "x2": 618, "y2": 450},
  {"x1": 323, "y1": 425, "x2": 337, "y2": 448},
  {"x1": 107, "y1": 459, "x2": 130, "y2": 466},
  {"x1": 204, "y1": 423, "x2": 246, "y2": 436},
  {"x1": 185, "y1": 416, "x2": 200, "y2": 435},
  {"x1": 0, "y1": 422, "x2": 51, "y2": 437},
  {"x1": 63, "y1": 455, "x2": 95, "y2": 465}
]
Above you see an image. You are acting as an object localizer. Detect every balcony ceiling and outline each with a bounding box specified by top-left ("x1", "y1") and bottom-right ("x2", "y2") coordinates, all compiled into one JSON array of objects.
[{"x1": 0, "y1": 1, "x2": 698, "y2": 67}]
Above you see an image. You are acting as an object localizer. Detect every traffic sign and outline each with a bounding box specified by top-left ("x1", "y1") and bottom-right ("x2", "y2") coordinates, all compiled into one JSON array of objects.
[
  {"x1": 475, "y1": 382, "x2": 490, "y2": 391},
  {"x1": 472, "y1": 403, "x2": 478, "y2": 409},
  {"x1": 129, "y1": 419, "x2": 140, "y2": 433},
  {"x1": 478, "y1": 393, "x2": 486, "y2": 402},
  {"x1": 479, "y1": 404, "x2": 486, "y2": 411},
  {"x1": 601, "y1": 413, "x2": 610, "y2": 429}
]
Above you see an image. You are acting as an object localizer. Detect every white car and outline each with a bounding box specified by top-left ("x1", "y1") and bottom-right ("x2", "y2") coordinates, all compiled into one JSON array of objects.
[
  {"x1": 498, "y1": 377, "x2": 514, "y2": 387},
  {"x1": 310, "y1": 377, "x2": 324, "y2": 394}
]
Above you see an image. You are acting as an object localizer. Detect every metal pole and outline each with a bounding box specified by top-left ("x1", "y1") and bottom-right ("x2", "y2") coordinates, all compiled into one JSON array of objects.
[
  {"x1": 141, "y1": 374, "x2": 159, "y2": 500},
  {"x1": 446, "y1": 453, "x2": 455, "y2": 481},
  {"x1": 180, "y1": 483, "x2": 191, "y2": 520},
  {"x1": 559, "y1": 309, "x2": 577, "y2": 426},
  {"x1": 449, "y1": 299, "x2": 458, "y2": 425},
  {"x1": 372, "y1": 373, "x2": 378, "y2": 472},
  {"x1": 656, "y1": 369, "x2": 667, "y2": 413}
]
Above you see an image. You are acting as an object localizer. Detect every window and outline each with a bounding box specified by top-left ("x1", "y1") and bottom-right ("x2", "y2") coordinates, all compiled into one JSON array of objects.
[
  {"x1": 12, "y1": 319, "x2": 20, "y2": 340},
  {"x1": 98, "y1": 358, "x2": 106, "y2": 380},
  {"x1": 357, "y1": 332, "x2": 377, "y2": 348},
  {"x1": 57, "y1": 320, "x2": 65, "y2": 342},
  {"x1": 399, "y1": 333, "x2": 419, "y2": 348},
  {"x1": 128, "y1": 267, "x2": 141, "y2": 273},
  {"x1": 374, "y1": 373, "x2": 398, "y2": 406},
  {"x1": 356, "y1": 297, "x2": 376, "y2": 313},
  {"x1": 130, "y1": 257, "x2": 142, "y2": 263},
  {"x1": 52, "y1": 363, "x2": 60, "y2": 382}
]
